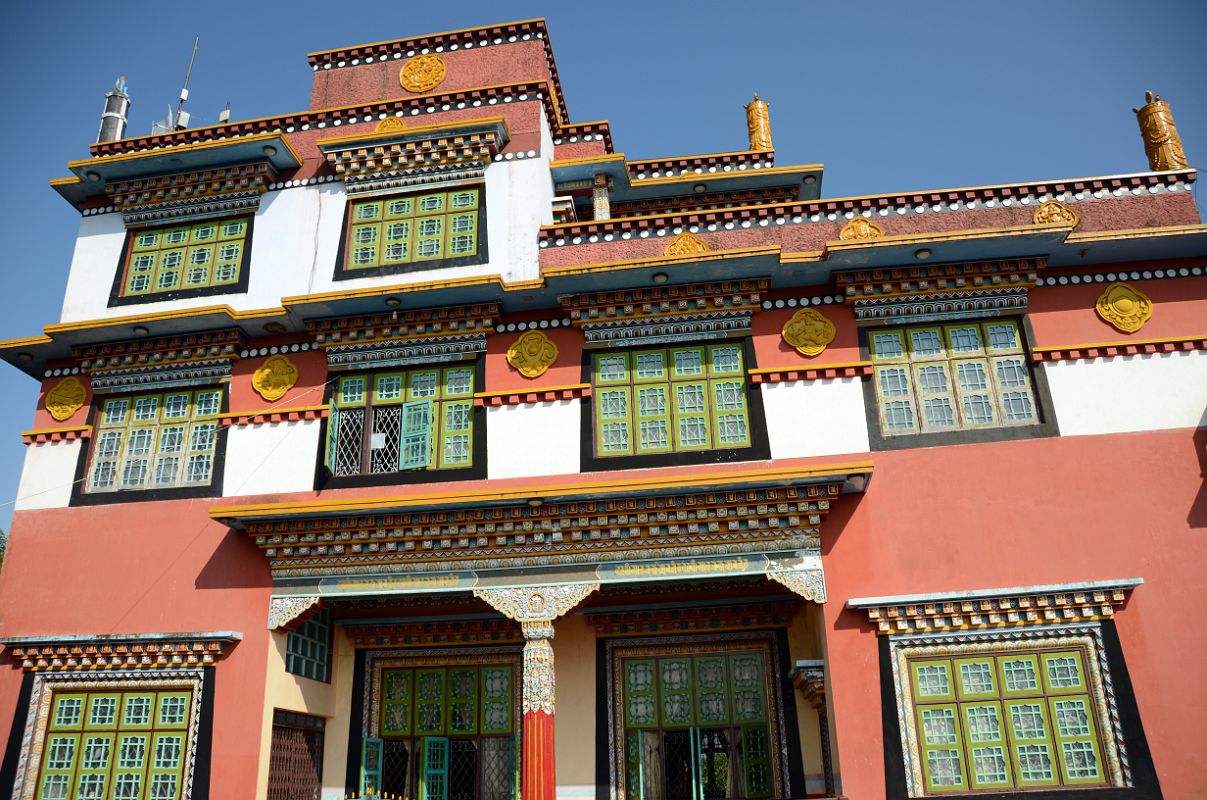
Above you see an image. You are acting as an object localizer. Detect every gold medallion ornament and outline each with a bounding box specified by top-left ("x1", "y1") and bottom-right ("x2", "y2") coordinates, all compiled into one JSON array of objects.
[
  {"x1": 1032, "y1": 200, "x2": 1079, "y2": 228},
  {"x1": 252, "y1": 355, "x2": 300, "y2": 402},
  {"x1": 45, "y1": 376, "x2": 87, "y2": 422},
  {"x1": 838, "y1": 217, "x2": 885, "y2": 241},
  {"x1": 664, "y1": 231, "x2": 710, "y2": 257},
  {"x1": 507, "y1": 331, "x2": 559, "y2": 378},
  {"x1": 781, "y1": 308, "x2": 837, "y2": 357},
  {"x1": 375, "y1": 116, "x2": 406, "y2": 133},
  {"x1": 1134, "y1": 91, "x2": 1189, "y2": 171},
  {"x1": 399, "y1": 54, "x2": 447, "y2": 93},
  {"x1": 1095, "y1": 283, "x2": 1153, "y2": 333}
]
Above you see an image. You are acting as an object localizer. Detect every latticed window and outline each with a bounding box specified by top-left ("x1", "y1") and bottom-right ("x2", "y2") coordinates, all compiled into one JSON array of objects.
[
  {"x1": 325, "y1": 366, "x2": 475, "y2": 477},
  {"x1": 121, "y1": 217, "x2": 249, "y2": 297},
  {"x1": 344, "y1": 188, "x2": 482, "y2": 272},
  {"x1": 285, "y1": 609, "x2": 331, "y2": 682},
  {"x1": 621, "y1": 651, "x2": 775, "y2": 799},
  {"x1": 35, "y1": 689, "x2": 194, "y2": 800},
  {"x1": 869, "y1": 319, "x2": 1038, "y2": 436},
  {"x1": 592, "y1": 344, "x2": 751, "y2": 457},
  {"x1": 88, "y1": 389, "x2": 222, "y2": 493},
  {"x1": 908, "y1": 648, "x2": 1109, "y2": 793},
  {"x1": 361, "y1": 663, "x2": 517, "y2": 800},
  {"x1": 267, "y1": 711, "x2": 324, "y2": 800}
]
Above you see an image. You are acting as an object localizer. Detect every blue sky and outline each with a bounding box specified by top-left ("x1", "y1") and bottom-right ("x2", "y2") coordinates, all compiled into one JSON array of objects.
[{"x1": 0, "y1": 0, "x2": 1203, "y2": 531}]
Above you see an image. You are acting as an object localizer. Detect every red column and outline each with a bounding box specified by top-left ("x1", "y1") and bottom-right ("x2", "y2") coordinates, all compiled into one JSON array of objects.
[{"x1": 521, "y1": 627, "x2": 556, "y2": 800}]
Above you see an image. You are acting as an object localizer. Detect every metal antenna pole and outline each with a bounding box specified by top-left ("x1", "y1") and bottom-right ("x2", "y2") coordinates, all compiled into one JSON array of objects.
[{"x1": 174, "y1": 36, "x2": 199, "y2": 128}]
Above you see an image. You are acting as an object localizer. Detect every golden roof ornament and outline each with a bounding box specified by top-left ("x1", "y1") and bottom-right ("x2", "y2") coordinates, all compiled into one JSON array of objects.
[
  {"x1": 664, "y1": 231, "x2": 710, "y2": 257},
  {"x1": 745, "y1": 93, "x2": 773, "y2": 151},
  {"x1": 1134, "y1": 91, "x2": 1189, "y2": 171},
  {"x1": 1032, "y1": 200, "x2": 1079, "y2": 227},
  {"x1": 400, "y1": 54, "x2": 447, "y2": 93},
  {"x1": 839, "y1": 217, "x2": 885, "y2": 241}
]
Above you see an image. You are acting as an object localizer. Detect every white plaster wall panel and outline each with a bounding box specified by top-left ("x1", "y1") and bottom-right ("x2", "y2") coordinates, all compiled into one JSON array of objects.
[
  {"x1": 1042, "y1": 350, "x2": 1207, "y2": 436},
  {"x1": 14, "y1": 441, "x2": 82, "y2": 510},
  {"x1": 248, "y1": 183, "x2": 346, "y2": 300},
  {"x1": 760, "y1": 378, "x2": 871, "y2": 459},
  {"x1": 486, "y1": 400, "x2": 581, "y2": 479},
  {"x1": 59, "y1": 213, "x2": 127, "y2": 323},
  {"x1": 222, "y1": 419, "x2": 322, "y2": 497}
]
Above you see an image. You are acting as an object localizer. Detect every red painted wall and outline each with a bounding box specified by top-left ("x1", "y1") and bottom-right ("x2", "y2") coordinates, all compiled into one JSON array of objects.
[{"x1": 821, "y1": 427, "x2": 1207, "y2": 799}]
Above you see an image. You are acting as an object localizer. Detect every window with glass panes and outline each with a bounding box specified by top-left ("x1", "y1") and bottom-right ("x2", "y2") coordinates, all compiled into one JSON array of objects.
[
  {"x1": 285, "y1": 609, "x2": 331, "y2": 682},
  {"x1": 869, "y1": 320, "x2": 1038, "y2": 436},
  {"x1": 908, "y1": 647, "x2": 1109, "y2": 793},
  {"x1": 592, "y1": 344, "x2": 751, "y2": 457},
  {"x1": 326, "y1": 366, "x2": 475, "y2": 477},
  {"x1": 345, "y1": 188, "x2": 480, "y2": 270},
  {"x1": 88, "y1": 389, "x2": 222, "y2": 493},
  {"x1": 122, "y1": 218, "x2": 249, "y2": 297},
  {"x1": 35, "y1": 688, "x2": 194, "y2": 800}
]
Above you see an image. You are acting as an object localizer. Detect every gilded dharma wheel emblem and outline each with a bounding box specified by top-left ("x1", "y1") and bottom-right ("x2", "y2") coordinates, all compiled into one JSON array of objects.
[
  {"x1": 46, "y1": 376, "x2": 87, "y2": 421},
  {"x1": 252, "y1": 355, "x2": 300, "y2": 402},
  {"x1": 1095, "y1": 282, "x2": 1153, "y2": 333},
  {"x1": 781, "y1": 308, "x2": 836, "y2": 357},
  {"x1": 400, "y1": 54, "x2": 447, "y2": 93},
  {"x1": 507, "y1": 331, "x2": 559, "y2": 378}
]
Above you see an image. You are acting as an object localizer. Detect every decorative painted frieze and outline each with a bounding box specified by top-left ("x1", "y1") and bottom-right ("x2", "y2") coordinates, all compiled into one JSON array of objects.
[
  {"x1": 108, "y1": 162, "x2": 278, "y2": 225},
  {"x1": 309, "y1": 303, "x2": 498, "y2": 370},
  {"x1": 847, "y1": 578, "x2": 1142, "y2": 634},
  {"x1": 1029, "y1": 333, "x2": 1207, "y2": 363},
  {"x1": 342, "y1": 617, "x2": 521, "y2": 648},
  {"x1": 0, "y1": 632, "x2": 241, "y2": 672},
  {"x1": 584, "y1": 599, "x2": 799, "y2": 635}
]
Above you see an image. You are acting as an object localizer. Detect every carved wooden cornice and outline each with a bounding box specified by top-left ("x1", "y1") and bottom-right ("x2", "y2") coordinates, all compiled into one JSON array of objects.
[
  {"x1": 307, "y1": 302, "x2": 499, "y2": 370},
  {"x1": 72, "y1": 330, "x2": 246, "y2": 371},
  {"x1": 107, "y1": 163, "x2": 277, "y2": 224},
  {"x1": 583, "y1": 599, "x2": 799, "y2": 635},
  {"x1": 1, "y1": 632, "x2": 241, "y2": 672},
  {"x1": 837, "y1": 257, "x2": 1044, "y2": 301},
  {"x1": 343, "y1": 617, "x2": 522, "y2": 648},
  {"x1": 318, "y1": 118, "x2": 508, "y2": 188},
  {"x1": 847, "y1": 578, "x2": 1142, "y2": 635}
]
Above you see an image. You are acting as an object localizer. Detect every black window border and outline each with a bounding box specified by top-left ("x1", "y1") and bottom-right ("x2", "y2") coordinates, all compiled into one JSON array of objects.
[
  {"x1": 878, "y1": 620, "x2": 1162, "y2": 800},
  {"x1": 332, "y1": 185, "x2": 489, "y2": 281},
  {"x1": 860, "y1": 315, "x2": 1060, "y2": 452},
  {"x1": 69, "y1": 385, "x2": 230, "y2": 507},
  {"x1": 107, "y1": 214, "x2": 256, "y2": 307},
  {"x1": 579, "y1": 337, "x2": 771, "y2": 472},
  {"x1": 314, "y1": 356, "x2": 488, "y2": 490}
]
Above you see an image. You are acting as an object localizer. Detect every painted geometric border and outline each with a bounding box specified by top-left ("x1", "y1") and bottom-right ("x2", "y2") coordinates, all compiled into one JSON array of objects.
[
  {"x1": 11, "y1": 668, "x2": 205, "y2": 800},
  {"x1": 886, "y1": 624, "x2": 1128, "y2": 797},
  {"x1": 603, "y1": 631, "x2": 791, "y2": 800}
]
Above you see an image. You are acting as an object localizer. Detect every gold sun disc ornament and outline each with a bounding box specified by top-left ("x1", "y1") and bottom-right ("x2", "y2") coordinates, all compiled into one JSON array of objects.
[
  {"x1": 782, "y1": 308, "x2": 837, "y2": 357},
  {"x1": 46, "y1": 376, "x2": 87, "y2": 421},
  {"x1": 1095, "y1": 282, "x2": 1153, "y2": 333},
  {"x1": 507, "y1": 331, "x2": 559, "y2": 379},
  {"x1": 252, "y1": 355, "x2": 300, "y2": 402},
  {"x1": 400, "y1": 54, "x2": 447, "y2": 93}
]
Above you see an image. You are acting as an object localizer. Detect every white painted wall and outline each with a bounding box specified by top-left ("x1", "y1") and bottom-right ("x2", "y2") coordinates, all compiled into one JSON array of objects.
[
  {"x1": 1042, "y1": 350, "x2": 1207, "y2": 436},
  {"x1": 14, "y1": 441, "x2": 81, "y2": 510},
  {"x1": 222, "y1": 419, "x2": 322, "y2": 497},
  {"x1": 487, "y1": 400, "x2": 581, "y2": 479},
  {"x1": 761, "y1": 378, "x2": 871, "y2": 458},
  {"x1": 58, "y1": 106, "x2": 556, "y2": 323}
]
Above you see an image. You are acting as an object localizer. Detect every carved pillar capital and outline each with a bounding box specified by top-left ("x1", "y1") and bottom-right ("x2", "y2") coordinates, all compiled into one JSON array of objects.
[
  {"x1": 267, "y1": 595, "x2": 321, "y2": 630},
  {"x1": 768, "y1": 563, "x2": 827, "y2": 604},
  {"x1": 474, "y1": 583, "x2": 600, "y2": 632}
]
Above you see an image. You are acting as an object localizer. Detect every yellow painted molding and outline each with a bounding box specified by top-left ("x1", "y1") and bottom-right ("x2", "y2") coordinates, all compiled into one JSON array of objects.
[
  {"x1": 21, "y1": 425, "x2": 92, "y2": 437},
  {"x1": 548, "y1": 153, "x2": 627, "y2": 169},
  {"x1": 542, "y1": 245, "x2": 781, "y2": 279},
  {"x1": 473, "y1": 382, "x2": 589, "y2": 399},
  {"x1": 71, "y1": 131, "x2": 302, "y2": 169},
  {"x1": 219, "y1": 404, "x2": 328, "y2": 420},
  {"x1": 1065, "y1": 223, "x2": 1207, "y2": 244},
  {"x1": 748, "y1": 361, "x2": 872, "y2": 375},
  {"x1": 1030, "y1": 333, "x2": 1207, "y2": 354},
  {"x1": 280, "y1": 274, "x2": 510, "y2": 307},
  {"x1": 50, "y1": 176, "x2": 81, "y2": 187},
  {"x1": 305, "y1": 18, "x2": 548, "y2": 58},
  {"x1": 210, "y1": 460, "x2": 875, "y2": 520},
  {"x1": 41, "y1": 305, "x2": 282, "y2": 335},
  {"x1": 315, "y1": 116, "x2": 509, "y2": 148},
  {"x1": 0, "y1": 334, "x2": 54, "y2": 350},
  {"x1": 631, "y1": 163, "x2": 822, "y2": 187},
  {"x1": 627, "y1": 149, "x2": 776, "y2": 167}
]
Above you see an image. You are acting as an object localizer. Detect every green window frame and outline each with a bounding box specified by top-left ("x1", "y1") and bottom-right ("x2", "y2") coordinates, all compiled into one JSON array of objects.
[
  {"x1": 870, "y1": 319, "x2": 1038, "y2": 436},
  {"x1": 35, "y1": 688, "x2": 193, "y2": 800},
  {"x1": 344, "y1": 188, "x2": 481, "y2": 272},
  {"x1": 592, "y1": 344, "x2": 752, "y2": 458},
  {"x1": 908, "y1": 647, "x2": 1109, "y2": 793},
  {"x1": 325, "y1": 366, "x2": 475, "y2": 477},
  {"x1": 121, "y1": 217, "x2": 249, "y2": 297},
  {"x1": 285, "y1": 608, "x2": 331, "y2": 682},
  {"x1": 87, "y1": 388, "x2": 222, "y2": 493}
]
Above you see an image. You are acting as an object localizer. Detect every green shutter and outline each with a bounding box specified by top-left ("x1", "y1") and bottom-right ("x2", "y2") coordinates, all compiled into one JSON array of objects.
[
  {"x1": 361, "y1": 736, "x2": 383, "y2": 796},
  {"x1": 421, "y1": 737, "x2": 449, "y2": 800},
  {"x1": 324, "y1": 399, "x2": 340, "y2": 473},
  {"x1": 741, "y1": 726, "x2": 773, "y2": 799},
  {"x1": 399, "y1": 400, "x2": 433, "y2": 469}
]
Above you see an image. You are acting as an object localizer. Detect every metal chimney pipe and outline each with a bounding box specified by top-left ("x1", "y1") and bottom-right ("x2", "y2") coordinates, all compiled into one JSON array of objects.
[{"x1": 97, "y1": 77, "x2": 131, "y2": 143}]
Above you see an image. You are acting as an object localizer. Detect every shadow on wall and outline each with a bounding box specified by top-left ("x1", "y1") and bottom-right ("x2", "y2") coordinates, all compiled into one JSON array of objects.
[
  {"x1": 194, "y1": 524, "x2": 273, "y2": 590},
  {"x1": 1190, "y1": 404, "x2": 1207, "y2": 528}
]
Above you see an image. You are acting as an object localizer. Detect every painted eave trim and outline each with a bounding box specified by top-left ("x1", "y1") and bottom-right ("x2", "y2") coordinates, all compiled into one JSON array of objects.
[
  {"x1": 0, "y1": 631, "x2": 244, "y2": 647},
  {"x1": 209, "y1": 460, "x2": 875, "y2": 522},
  {"x1": 846, "y1": 577, "x2": 1144, "y2": 609}
]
